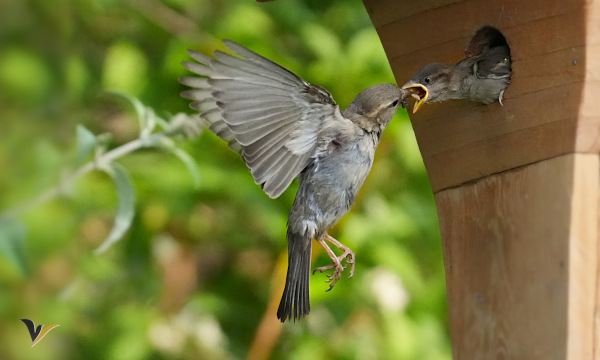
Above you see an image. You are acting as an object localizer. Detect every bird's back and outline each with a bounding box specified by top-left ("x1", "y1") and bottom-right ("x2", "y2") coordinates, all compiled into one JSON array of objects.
[{"x1": 458, "y1": 45, "x2": 511, "y2": 104}]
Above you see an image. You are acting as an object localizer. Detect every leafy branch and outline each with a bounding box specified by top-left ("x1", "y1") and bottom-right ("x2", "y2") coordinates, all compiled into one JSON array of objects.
[{"x1": 0, "y1": 94, "x2": 204, "y2": 273}]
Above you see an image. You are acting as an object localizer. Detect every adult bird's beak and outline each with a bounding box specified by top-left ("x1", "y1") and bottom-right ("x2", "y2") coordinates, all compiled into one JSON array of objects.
[{"x1": 401, "y1": 83, "x2": 428, "y2": 113}]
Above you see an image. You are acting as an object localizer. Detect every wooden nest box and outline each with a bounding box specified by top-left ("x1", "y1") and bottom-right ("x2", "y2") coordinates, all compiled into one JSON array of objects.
[{"x1": 363, "y1": 0, "x2": 600, "y2": 359}]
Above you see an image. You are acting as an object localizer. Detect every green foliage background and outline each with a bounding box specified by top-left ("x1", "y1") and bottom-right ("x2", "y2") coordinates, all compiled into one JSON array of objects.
[{"x1": 0, "y1": 0, "x2": 450, "y2": 359}]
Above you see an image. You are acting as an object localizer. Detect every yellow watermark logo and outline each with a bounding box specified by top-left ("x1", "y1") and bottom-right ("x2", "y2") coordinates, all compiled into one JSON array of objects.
[{"x1": 19, "y1": 319, "x2": 59, "y2": 347}]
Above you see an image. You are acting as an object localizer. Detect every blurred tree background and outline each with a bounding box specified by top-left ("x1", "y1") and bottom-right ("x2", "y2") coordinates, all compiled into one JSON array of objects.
[{"x1": 0, "y1": 0, "x2": 450, "y2": 359}]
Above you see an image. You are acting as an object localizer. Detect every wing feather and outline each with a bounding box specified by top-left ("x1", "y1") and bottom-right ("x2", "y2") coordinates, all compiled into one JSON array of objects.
[
  {"x1": 251, "y1": 149, "x2": 290, "y2": 183},
  {"x1": 243, "y1": 126, "x2": 292, "y2": 158},
  {"x1": 179, "y1": 75, "x2": 209, "y2": 89},
  {"x1": 180, "y1": 40, "x2": 352, "y2": 198},
  {"x1": 474, "y1": 46, "x2": 511, "y2": 79},
  {"x1": 210, "y1": 78, "x2": 291, "y2": 93},
  {"x1": 181, "y1": 61, "x2": 214, "y2": 78},
  {"x1": 228, "y1": 109, "x2": 300, "y2": 133},
  {"x1": 234, "y1": 121, "x2": 296, "y2": 146},
  {"x1": 218, "y1": 100, "x2": 295, "y2": 113},
  {"x1": 222, "y1": 40, "x2": 303, "y2": 83},
  {"x1": 266, "y1": 154, "x2": 309, "y2": 196},
  {"x1": 213, "y1": 51, "x2": 303, "y2": 87},
  {"x1": 213, "y1": 91, "x2": 295, "y2": 103}
]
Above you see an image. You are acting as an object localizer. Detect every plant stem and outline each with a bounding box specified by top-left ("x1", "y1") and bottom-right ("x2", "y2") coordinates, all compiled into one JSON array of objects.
[{"x1": 1, "y1": 132, "x2": 169, "y2": 219}]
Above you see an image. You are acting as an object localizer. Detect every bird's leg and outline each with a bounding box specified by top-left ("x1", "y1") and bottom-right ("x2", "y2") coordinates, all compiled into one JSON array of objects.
[{"x1": 312, "y1": 235, "x2": 355, "y2": 291}]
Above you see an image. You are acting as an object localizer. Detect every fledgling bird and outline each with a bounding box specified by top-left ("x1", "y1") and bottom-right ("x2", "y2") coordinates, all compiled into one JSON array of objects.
[
  {"x1": 179, "y1": 40, "x2": 409, "y2": 322},
  {"x1": 402, "y1": 25, "x2": 512, "y2": 113}
]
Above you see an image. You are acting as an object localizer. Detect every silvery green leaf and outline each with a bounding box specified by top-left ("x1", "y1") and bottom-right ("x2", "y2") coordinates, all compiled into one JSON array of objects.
[
  {"x1": 154, "y1": 113, "x2": 171, "y2": 131},
  {"x1": 111, "y1": 91, "x2": 156, "y2": 136},
  {"x1": 0, "y1": 218, "x2": 28, "y2": 276},
  {"x1": 169, "y1": 112, "x2": 205, "y2": 138},
  {"x1": 95, "y1": 163, "x2": 136, "y2": 254},
  {"x1": 76, "y1": 125, "x2": 97, "y2": 166}
]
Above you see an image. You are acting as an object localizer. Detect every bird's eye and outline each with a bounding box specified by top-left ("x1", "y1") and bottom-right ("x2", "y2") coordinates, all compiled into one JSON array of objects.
[
  {"x1": 390, "y1": 99, "x2": 399, "y2": 108},
  {"x1": 424, "y1": 77, "x2": 431, "y2": 84}
]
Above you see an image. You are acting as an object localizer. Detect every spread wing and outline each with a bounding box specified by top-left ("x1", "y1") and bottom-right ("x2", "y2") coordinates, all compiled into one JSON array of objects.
[
  {"x1": 180, "y1": 40, "x2": 350, "y2": 198},
  {"x1": 473, "y1": 45, "x2": 512, "y2": 80}
]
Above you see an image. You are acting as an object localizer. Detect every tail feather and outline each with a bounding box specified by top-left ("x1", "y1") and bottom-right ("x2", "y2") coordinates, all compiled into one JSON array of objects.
[{"x1": 277, "y1": 233, "x2": 312, "y2": 322}]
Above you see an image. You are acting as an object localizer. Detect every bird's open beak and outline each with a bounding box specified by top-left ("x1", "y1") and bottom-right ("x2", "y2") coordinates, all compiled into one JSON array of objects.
[{"x1": 401, "y1": 83, "x2": 428, "y2": 113}]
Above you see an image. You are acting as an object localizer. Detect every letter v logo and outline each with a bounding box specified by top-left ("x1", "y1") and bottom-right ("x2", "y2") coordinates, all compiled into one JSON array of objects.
[{"x1": 20, "y1": 319, "x2": 60, "y2": 347}]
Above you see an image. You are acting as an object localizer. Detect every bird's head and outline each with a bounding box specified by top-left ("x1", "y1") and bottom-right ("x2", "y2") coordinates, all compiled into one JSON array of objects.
[
  {"x1": 402, "y1": 63, "x2": 456, "y2": 113},
  {"x1": 344, "y1": 83, "x2": 407, "y2": 132}
]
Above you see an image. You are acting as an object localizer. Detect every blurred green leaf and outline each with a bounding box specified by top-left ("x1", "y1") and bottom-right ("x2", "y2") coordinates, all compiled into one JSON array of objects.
[
  {"x1": 65, "y1": 54, "x2": 90, "y2": 101},
  {"x1": 301, "y1": 23, "x2": 341, "y2": 61},
  {"x1": 75, "y1": 124, "x2": 97, "y2": 166},
  {"x1": 0, "y1": 47, "x2": 53, "y2": 104},
  {"x1": 0, "y1": 218, "x2": 28, "y2": 277},
  {"x1": 102, "y1": 41, "x2": 149, "y2": 96},
  {"x1": 347, "y1": 28, "x2": 391, "y2": 75},
  {"x1": 127, "y1": 92, "x2": 154, "y2": 134},
  {"x1": 219, "y1": 4, "x2": 274, "y2": 39},
  {"x1": 95, "y1": 163, "x2": 136, "y2": 254}
]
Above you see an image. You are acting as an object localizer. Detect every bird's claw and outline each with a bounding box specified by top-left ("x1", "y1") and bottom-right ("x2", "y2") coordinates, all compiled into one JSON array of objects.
[
  {"x1": 498, "y1": 89, "x2": 505, "y2": 106},
  {"x1": 312, "y1": 249, "x2": 356, "y2": 291}
]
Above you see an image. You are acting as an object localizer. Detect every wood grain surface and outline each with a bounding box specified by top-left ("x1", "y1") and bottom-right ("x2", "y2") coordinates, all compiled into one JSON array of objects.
[
  {"x1": 435, "y1": 154, "x2": 598, "y2": 359},
  {"x1": 362, "y1": 2, "x2": 600, "y2": 358},
  {"x1": 364, "y1": 0, "x2": 600, "y2": 192}
]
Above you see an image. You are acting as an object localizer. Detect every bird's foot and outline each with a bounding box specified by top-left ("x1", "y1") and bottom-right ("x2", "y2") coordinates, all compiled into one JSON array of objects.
[{"x1": 312, "y1": 235, "x2": 355, "y2": 292}]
